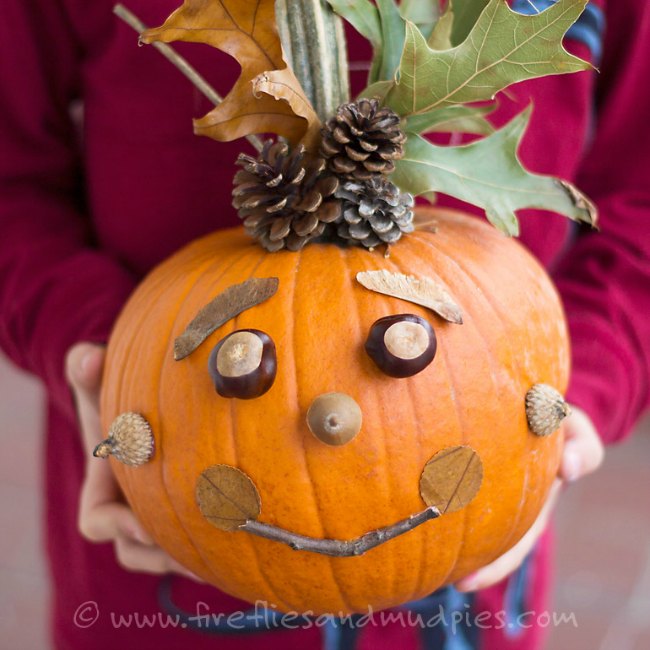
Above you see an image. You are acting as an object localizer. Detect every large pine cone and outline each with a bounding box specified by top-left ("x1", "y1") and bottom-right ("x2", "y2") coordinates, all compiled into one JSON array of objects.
[
  {"x1": 321, "y1": 99, "x2": 406, "y2": 181},
  {"x1": 335, "y1": 177, "x2": 415, "y2": 249},
  {"x1": 233, "y1": 141, "x2": 342, "y2": 252}
]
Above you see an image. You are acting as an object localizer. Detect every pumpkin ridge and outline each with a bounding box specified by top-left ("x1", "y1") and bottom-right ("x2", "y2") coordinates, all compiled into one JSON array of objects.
[
  {"x1": 112, "y1": 248, "x2": 226, "y2": 580},
  {"x1": 154, "y1": 245, "x2": 265, "y2": 585},
  {"x1": 109, "y1": 259, "x2": 177, "y2": 514},
  {"x1": 401, "y1": 232, "x2": 516, "y2": 583},
  {"x1": 222, "y1": 250, "x2": 296, "y2": 610},
  {"x1": 226, "y1": 395, "x2": 294, "y2": 609},
  {"x1": 388, "y1": 235, "x2": 479, "y2": 592},
  {"x1": 431, "y1": 329, "x2": 471, "y2": 587},
  {"x1": 408, "y1": 234, "x2": 520, "y2": 404},
  {"x1": 298, "y1": 246, "x2": 357, "y2": 614},
  {"x1": 346, "y1": 247, "x2": 405, "y2": 606},
  {"x1": 413, "y1": 231, "x2": 542, "y2": 561},
  {"x1": 379, "y1": 250, "x2": 431, "y2": 603},
  {"x1": 157, "y1": 250, "x2": 248, "y2": 582}
]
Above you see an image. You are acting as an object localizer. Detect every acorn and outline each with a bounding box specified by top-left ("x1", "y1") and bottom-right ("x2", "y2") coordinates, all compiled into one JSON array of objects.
[
  {"x1": 94, "y1": 412, "x2": 154, "y2": 467},
  {"x1": 365, "y1": 314, "x2": 437, "y2": 378},
  {"x1": 307, "y1": 392, "x2": 362, "y2": 446},
  {"x1": 209, "y1": 329, "x2": 277, "y2": 399},
  {"x1": 525, "y1": 383, "x2": 571, "y2": 437}
]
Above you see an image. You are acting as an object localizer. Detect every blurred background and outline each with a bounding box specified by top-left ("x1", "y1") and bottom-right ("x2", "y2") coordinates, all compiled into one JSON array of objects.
[{"x1": 1, "y1": 351, "x2": 648, "y2": 649}]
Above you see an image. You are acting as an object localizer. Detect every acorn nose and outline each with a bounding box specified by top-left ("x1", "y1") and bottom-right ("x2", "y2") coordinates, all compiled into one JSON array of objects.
[{"x1": 306, "y1": 392, "x2": 362, "y2": 446}]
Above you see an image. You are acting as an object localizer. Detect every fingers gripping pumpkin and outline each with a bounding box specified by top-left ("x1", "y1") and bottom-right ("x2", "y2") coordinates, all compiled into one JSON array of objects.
[{"x1": 99, "y1": 208, "x2": 569, "y2": 614}]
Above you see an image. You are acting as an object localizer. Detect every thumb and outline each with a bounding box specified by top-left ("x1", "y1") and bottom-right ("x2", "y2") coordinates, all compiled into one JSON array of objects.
[
  {"x1": 79, "y1": 499, "x2": 154, "y2": 545},
  {"x1": 560, "y1": 406, "x2": 605, "y2": 482},
  {"x1": 65, "y1": 342, "x2": 107, "y2": 453},
  {"x1": 65, "y1": 342, "x2": 106, "y2": 394}
]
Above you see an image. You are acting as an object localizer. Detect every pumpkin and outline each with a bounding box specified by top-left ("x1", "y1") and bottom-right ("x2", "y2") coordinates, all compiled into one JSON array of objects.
[{"x1": 100, "y1": 207, "x2": 568, "y2": 614}]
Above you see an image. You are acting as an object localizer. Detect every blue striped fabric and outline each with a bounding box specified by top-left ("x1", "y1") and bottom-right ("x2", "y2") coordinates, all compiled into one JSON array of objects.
[
  {"x1": 159, "y1": 556, "x2": 531, "y2": 647},
  {"x1": 511, "y1": 0, "x2": 605, "y2": 64},
  {"x1": 503, "y1": 552, "x2": 534, "y2": 639}
]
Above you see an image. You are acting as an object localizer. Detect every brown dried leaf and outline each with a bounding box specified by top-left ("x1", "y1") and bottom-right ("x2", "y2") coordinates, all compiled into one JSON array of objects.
[
  {"x1": 141, "y1": 0, "x2": 321, "y2": 146},
  {"x1": 356, "y1": 270, "x2": 463, "y2": 324},
  {"x1": 174, "y1": 277, "x2": 279, "y2": 360},
  {"x1": 253, "y1": 70, "x2": 321, "y2": 151},
  {"x1": 558, "y1": 179, "x2": 599, "y2": 228},
  {"x1": 420, "y1": 446, "x2": 483, "y2": 514},
  {"x1": 196, "y1": 465, "x2": 261, "y2": 531}
]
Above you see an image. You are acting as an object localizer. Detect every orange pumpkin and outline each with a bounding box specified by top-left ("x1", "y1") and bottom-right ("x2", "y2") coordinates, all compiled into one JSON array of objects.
[{"x1": 100, "y1": 207, "x2": 568, "y2": 614}]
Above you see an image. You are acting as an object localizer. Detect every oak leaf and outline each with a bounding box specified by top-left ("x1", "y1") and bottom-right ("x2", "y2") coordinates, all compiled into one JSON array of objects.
[
  {"x1": 385, "y1": 0, "x2": 590, "y2": 117},
  {"x1": 141, "y1": 0, "x2": 321, "y2": 148},
  {"x1": 392, "y1": 107, "x2": 598, "y2": 236}
]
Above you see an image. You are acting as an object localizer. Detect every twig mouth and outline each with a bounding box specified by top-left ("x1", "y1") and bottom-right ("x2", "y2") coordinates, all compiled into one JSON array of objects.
[{"x1": 238, "y1": 505, "x2": 440, "y2": 557}]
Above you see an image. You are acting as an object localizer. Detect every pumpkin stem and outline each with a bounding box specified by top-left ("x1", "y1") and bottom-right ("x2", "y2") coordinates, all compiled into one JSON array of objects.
[{"x1": 275, "y1": 0, "x2": 350, "y2": 121}]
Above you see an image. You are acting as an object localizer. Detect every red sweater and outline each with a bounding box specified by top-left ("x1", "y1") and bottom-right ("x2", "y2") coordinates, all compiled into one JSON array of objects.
[{"x1": 1, "y1": 1, "x2": 648, "y2": 649}]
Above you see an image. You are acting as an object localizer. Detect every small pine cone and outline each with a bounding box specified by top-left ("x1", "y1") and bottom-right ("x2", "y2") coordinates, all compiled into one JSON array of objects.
[
  {"x1": 93, "y1": 413, "x2": 154, "y2": 467},
  {"x1": 321, "y1": 98, "x2": 406, "y2": 181},
  {"x1": 233, "y1": 140, "x2": 342, "y2": 252},
  {"x1": 335, "y1": 177, "x2": 415, "y2": 249}
]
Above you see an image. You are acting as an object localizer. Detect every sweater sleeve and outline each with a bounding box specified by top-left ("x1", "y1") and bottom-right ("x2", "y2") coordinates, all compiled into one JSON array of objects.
[
  {"x1": 553, "y1": 0, "x2": 650, "y2": 444},
  {"x1": 0, "y1": 2, "x2": 137, "y2": 424}
]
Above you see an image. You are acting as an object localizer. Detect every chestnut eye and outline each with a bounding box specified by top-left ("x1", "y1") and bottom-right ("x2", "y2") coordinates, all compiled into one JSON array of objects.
[
  {"x1": 208, "y1": 329, "x2": 277, "y2": 399},
  {"x1": 365, "y1": 314, "x2": 437, "y2": 378}
]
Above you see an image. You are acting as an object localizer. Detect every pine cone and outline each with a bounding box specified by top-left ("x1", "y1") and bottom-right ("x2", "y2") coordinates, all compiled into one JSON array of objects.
[
  {"x1": 321, "y1": 99, "x2": 406, "y2": 181},
  {"x1": 233, "y1": 140, "x2": 342, "y2": 252},
  {"x1": 335, "y1": 177, "x2": 415, "y2": 249}
]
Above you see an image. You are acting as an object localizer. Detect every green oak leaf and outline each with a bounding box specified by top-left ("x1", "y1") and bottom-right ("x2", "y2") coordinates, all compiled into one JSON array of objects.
[
  {"x1": 359, "y1": 79, "x2": 394, "y2": 102},
  {"x1": 374, "y1": 0, "x2": 406, "y2": 82},
  {"x1": 400, "y1": 0, "x2": 440, "y2": 39},
  {"x1": 428, "y1": 3, "x2": 454, "y2": 50},
  {"x1": 449, "y1": 0, "x2": 490, "y2": 47},
  {"x1": 325, "y1": 0, "x2": 381, "y2": 47},
  {"x1": 326, "y1": 0, "x2": 406, "y2": 84},
  {"x1": 406, "y1": 104, "x2": 496, "y2": 136},
  {"x1": 385, "y1": 0, "x2": 590, "y2": 117},
  {"x1": 392, "y1": 107, "x2": 597, "y2": 236}
]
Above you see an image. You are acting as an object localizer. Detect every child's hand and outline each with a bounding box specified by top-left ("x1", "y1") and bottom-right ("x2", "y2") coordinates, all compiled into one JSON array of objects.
[
  {"x1": 66, "y1": 342, "x2": 201, "y2": 581},
  {"x1": 455, "y1": 405, "x2": 604, "y2": 593}
]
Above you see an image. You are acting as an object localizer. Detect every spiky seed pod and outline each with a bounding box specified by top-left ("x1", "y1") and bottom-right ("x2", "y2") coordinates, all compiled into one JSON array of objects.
[
  {"x1": 321, "y1": 98, "x2": 406, "y2": 181},
  {"x1": 525, "y1": 384, "x2": 571, "y2": 437},
  {"x1": 335, "y1": 177, "x2": 415, "y2": 249},
  {"x1": 94, "y1": 412, "x2": 154, "y2": 467},
  {"x1": 233, "y1": 140, "x2": 342, "y2": 252}
]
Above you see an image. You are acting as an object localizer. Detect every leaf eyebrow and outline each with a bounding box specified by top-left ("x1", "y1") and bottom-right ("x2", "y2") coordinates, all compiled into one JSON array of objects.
[
  {"x1": 356, "y1": 270, "x2": 463, "y2": 325},
  {"x1": 173, "y1": 277, "x2": 279, "y2": 361}
]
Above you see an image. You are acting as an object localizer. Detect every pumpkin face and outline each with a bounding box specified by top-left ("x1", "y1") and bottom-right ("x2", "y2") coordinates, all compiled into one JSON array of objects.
[{"x1": 100, "y1": 208, "x2": 568, "y2": 614}]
